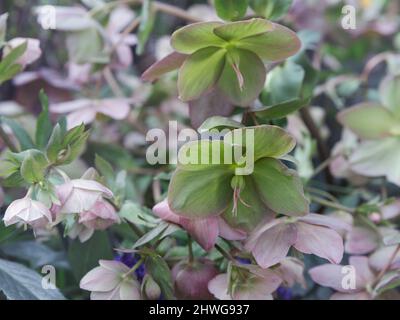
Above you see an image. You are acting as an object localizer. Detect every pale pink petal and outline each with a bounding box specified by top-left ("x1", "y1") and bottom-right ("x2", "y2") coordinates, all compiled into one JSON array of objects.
[
  {"x1": 66, "y1": 109, "x2": 97, "y2": 129},
  {"x1": 115, "y1": 44, "x2": 133, "y2": 68},
  {"x1": 78, "y1": 227, "x2": 94, "y2": 242},
  {"x1": 3, "y1": 198, "x2": 31, "y2": 225},
  {"x1": 298, "y1": 213, "x2": 351, "y2": 233},
  {"x1": 119, "y1": 280, "x2": 142, "y2": 300},
  {"x1": 99, "y1": 260, "x2": 130, "y2": 273},
  {"x1": 369, "y1": 246, "x2": 400, "y2": 271},
  {"x1": 80, "y1": 266, "x2": 120, "y2": 292},
  {"x1": 50, "y1": 99, "x2": 92, "y2": 113},
  {"x1": 5, "y1": 38, "x2": 41, "y2": 67},
  {"x1": 90, "y1": 289, "x2": 120, "y2": 300},
  {"x1": 381, "y1": 200, "x2": 400, "y2": 220},
  {"x1": 309, "y1": 264, "x2": 350, "y2": 292},
  {"x1": 234, "y1": 283, "x2": 274, "y2": 300},
  {"x1": 345, "y1": 227, "x2": 379, "y2": 255},
  {"x1": 208, "y1": 274, "x2": 231, "y2": 300},
  {"x1": 152, "y1": 200, "x2": 180, "y2": 224},
  {"x1": 181, "y1": 216, "x2": 219, "y2": 251},
  {"x1": 244, "y1": 218, "x2": 282, "y2": 251},
  {"x1": 349, "y1": 256, "x2": 375, "y2": 290},
  {"x1": 247, "y1": 222, "x2": 297, "y2": 268},
  {"x1": 72, "y1": 179, "x2": 113, "y2": 198},
  {"x1": 330, "y1": 291, "x2": 372, "y2": 300},
  {"x1": 218, "y1": 218, "x2": 247, "y2": 241},
  {"x1": 277, "y1": 257, "x2": 306, "y2": 288},
  {"x1": 294, "y1": 222, "x2": 344, "y2": 264},
  {"x1": 96, "y1": 99, "x2": 130, "y2": 120}
]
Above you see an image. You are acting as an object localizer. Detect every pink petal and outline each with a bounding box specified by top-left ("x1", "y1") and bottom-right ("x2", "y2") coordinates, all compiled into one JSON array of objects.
[
  {"x1": 369, "y1": 245, "x2": 400, "y2": 271},
  {"x1": 294, "y1": 222, "x2": 344, "y2": 264},
  {"x1": 247, "y1": 222, "x2": 297, "y2": 268},
  {"x1": 345, "y1": 226, "x2": 378, "y2": 255},
  {"x1": 330, "y1": 291, "x2": 372, "y2": 300},
  {"x1": 152, "y1": 199, "x2": 181, "y2": 224},
  {"x1": 80, "y1": 266, "x2": 120, "y2": 292},
  {"x1": 348, "y1": 256, "x2": 375, "y2": 289},
  {"x1": 298, "y1": 213, "x2": 351, "y2": 233},
  {"x1": 208, "y1": 274, "x2": 231, "y2": 300},
  {"x1": 218, "y1": 218, "x2": 247, "y2": 241},
  {"x1": 245, "y1": 218, "x2": 282, "y2": 251},
  {"x1": 181, "y1": 216, "x2": 219, "y2": 251},
  {"x1": 309, "y1": 264, "x2": 349, "y2": 292},
  {"x1": 72, "y1": 179, "x2": 113, "y2": 198},
  {"x1": 50, "y1": 99, "x2": 92, "y2": 113},
  {"x1": 96, "y1": 98, "x2": 131, "y2": 120},
  {"x1": 66, "y1": 109, "x2": 97, "y2": 129}
]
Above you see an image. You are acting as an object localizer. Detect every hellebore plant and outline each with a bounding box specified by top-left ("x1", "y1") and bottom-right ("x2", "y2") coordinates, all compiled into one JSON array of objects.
[
  {"x1": 337, "y1": 74, "x2": 400, "y2": 186},
  {"x1": 142, "y1": 18, "x2": 300, "y2": 106},
  {"x1": 167, "y1": 125, "x2": 309, "y2": 232}
]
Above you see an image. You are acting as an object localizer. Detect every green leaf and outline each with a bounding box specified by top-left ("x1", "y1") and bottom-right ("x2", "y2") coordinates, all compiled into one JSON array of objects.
[
  {"x1": 133, "y1": 222, "x2": 179, "y2": 249},
  {"x1": 119, "y1": 201, "x2": 159, "y2": 227},
  {"x1": 66, "y1": 27, "x2": 108, "y2": 64},
  {"x1": 266, "y1": 61, "x2": 305, "y2": 104},
  {"x1": 215, "y1": 0, "x2": 248, "y2": 21},
  {"x1": 213, "y1": 18, "x2": 273, "y2": 41},
  {"x1": 253, "y1": 97, "x2": 310, "y2": 120},
  {"x1": 0, "y1": 41, "x2": 27, "y2": 72},
  {"x1": 169, "y1": 141, "x2": 234, "y2": 218},
  {"x1": 198, "y1": 116, "x2": 243, "y2": 133},
  {"x1": 143, "y1": 251, "x2": 175, "y2": 300},
  {"x1": 249, "y1": 0, "x2": 293, "y2": 20},
  {"x1": 95, "y1": 154, "x2": 114, "y2": 186},
  {"x1": 46, "y1": 124, "x2": 63, "y2": 163},
  {"x1": 136, "y1": 0, "x2": 156, "y2": 55},
  {"x1": 177, "y1": 47, "x2": 226, "y2": 101},
  {"x1": 0, "y1": 258, "x2": 65, "y2": 300},
  {"x1": 171, "y1": 21, "x2": 225, "y2": 54},
  {"x1": 36, "y1": 90, "x2": 53, "y2": 149},
  {"x1": 141, "y1": 52, "x2": 187, "y2": 82},
  {"x1": 0, "y1": 63, "x2": 22, "y2": 84},
  {"x1": 217, "y1": 48, "x2": 266, "y2": 106},
  {"x1": 236, "y1": 24, "x2": 301, "y2": 62},
  {"x1": 252, "y1": 158, "x2": 308, "y2": 216},
  {"x1": 1, "y1": 241, "x2": 68, "y2": 269},
  {"x1": 379, "y1": 74, "x2": 400, "y2": 117},
  {"x1": 0, "y1": 116, "x2": 35, "y2": 150},
  {"x1": 20, "y1": 150, "x2": 48, "y2": 183},
  {"x1": 68, "y1": 231, "x2": 113, "y2": 281},
  {"x1": 224, "y1": 125, "x2": 296, "y2": 161},
  {"x1": 337, "y1": 103, "x2": 400, "y2": 139}
]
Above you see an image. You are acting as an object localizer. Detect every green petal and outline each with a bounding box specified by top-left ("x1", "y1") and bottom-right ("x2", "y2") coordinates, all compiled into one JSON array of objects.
[
  {"x1": 141, "y1": 52, "x2": 187, "y2": 82},
  {"x1": 252, "y1": 158, "x2": 308, "y2": 216},
  {"x1": 337, "y1": 103, "x2": 400, "y2": 139},
  {"x1": 235, "y1": 23, "x2": 301, "y2": 62},
  {"x1": 198, "y1": 116, "x2": 243, "y2": 133},
  {"x1": 170, "y1": 21, "x2": 225, "y2": 54},
  {"x1": 178, "y1": 47, "x2": 226, "y2": 102},
  {"x1": 224, "y1": 125, "x2": 296, "y2": 161},
  {"x1": 222, "y1": 176, "x2": 272, "y2": 231},
  {"x1": 379, "y1": 75, "x2": 400, "y2": 118},
  {"x1": 217, "y1": 48, "x2": 266, "y2": 106},
  {"x1": 213, "y1": 18, "x2": 273, "y2": 41}
]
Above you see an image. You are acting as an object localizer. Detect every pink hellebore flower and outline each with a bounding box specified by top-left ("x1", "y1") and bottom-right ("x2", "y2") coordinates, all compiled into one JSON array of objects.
[
  {"x1": 4, "y1": 38, "x2": 42, "y2": 68},
  {"x1": 80, "y1": 260, "x2": 141, "y2": 300},
  {"x1": 153, "y1": 199, "x2": 246, "y2": 251},
  {"x1": 369, "y1": 245, "x2": 400, "y2": 272},
  {"x1": 50, "y1": 98, "x2": 131, "y2": 129},
  {"x1": 309, "y1": 256, "x2": 375, "y2": 300},
  {"x1": 208, "y1": 267, "x2": 282, "y2": 300},
  {"x1": 55, "y1": 178, "x2": 113, "y2": 214},
  {"x1": 3, "y1": 196, "x2": 52, "y2": 228},
  {"x1": 245, "y1": 213, "x2": 350, "y2": 268},
  {"x1": 79, "y1": 199, "x2": 120, "y2": 230}
]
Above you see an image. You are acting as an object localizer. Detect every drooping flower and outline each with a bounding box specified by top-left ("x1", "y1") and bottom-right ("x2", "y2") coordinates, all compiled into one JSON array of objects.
[
  {"x1": 167, "y1": 125, "x2": 309, "y2": 233},
  {"x1": 4, "y1": 37, "x2": 42, "y2": 68},
  {"x1": 208, "y1": 265, "x2": 282, "y2": 300},
  {"x1": 79, "y1": 199, "x2": 120, "y2": 230},
  {"x1": 3, "y1": 196, "x2": 52, "y2": 228},
  {"x1": 50, "y1": 98, "x2": 131, "y2": 129},
  {"x1": 54, "y1": 178, "x2": 113, "y2": 214},
  {"x1": 245, "y1": 213, "x2": 350, "y2": 268},
  {"x1": 153, "y1": 199, "x2": 246, "y2": 251},
  {"x1": 172, "y1": 258, "x2": 219, "y2": 300},
  {"x1": 337, "y1": 75, "x2": 400, "y2": 186},
  {"x1": 142, "y1": 18, "x2": 300, "y2": 106},
  {"x1": 80, "y1": 260, "x2": 141, "y2": 300},
  {"x1": 309, "y1": 256, "x2": 376, "y2": 300}
]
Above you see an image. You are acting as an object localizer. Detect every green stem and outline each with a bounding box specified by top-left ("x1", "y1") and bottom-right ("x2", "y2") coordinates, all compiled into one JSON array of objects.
[
  {"x1": 0, "y1": 125, "x2": 18, "y2": 152},
  {"x1": 310, "y1": 195, "x2": 354, "y2": 214},
  {"x1": 123, "y1": 258, "x2": 144, "y2": 278},
  {"x1": 215, "y1": 243, "x2": 235, "y2": 262},
  {"x1": 187, "y1": 234, "x2": 194, "y2": 264}
]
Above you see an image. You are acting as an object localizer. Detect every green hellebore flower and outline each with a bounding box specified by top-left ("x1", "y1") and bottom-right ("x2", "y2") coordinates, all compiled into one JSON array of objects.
[
  {"x1": 337, "y1": 74, "x2": 400, "y2": 186},
  {"x1": 142, "y1": 18, "x2": 301, "y2": 106},
  {"x1": 167, "y1": 125, "x2": 309, "y2": 231}
]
